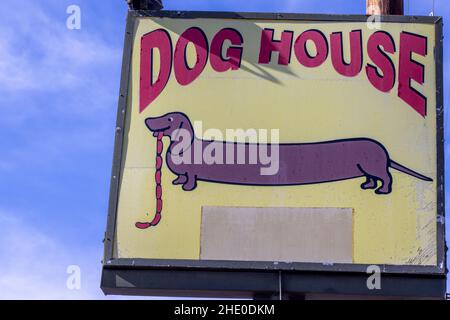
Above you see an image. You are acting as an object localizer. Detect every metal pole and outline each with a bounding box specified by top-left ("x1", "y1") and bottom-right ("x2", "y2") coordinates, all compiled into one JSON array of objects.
[{"x1": 366, "y1": 0, "x2": 404, "y2": 15}]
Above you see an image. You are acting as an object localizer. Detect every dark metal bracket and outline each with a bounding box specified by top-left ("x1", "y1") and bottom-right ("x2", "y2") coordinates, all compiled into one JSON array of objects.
[{"x1": 127, "y1": 0, "x2": 163, "y2": 10}]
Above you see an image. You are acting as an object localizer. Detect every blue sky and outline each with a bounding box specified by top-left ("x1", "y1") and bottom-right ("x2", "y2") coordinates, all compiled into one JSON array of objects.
[{"x1": 0, "y1": 0, "x2": 447, "y2": 299}]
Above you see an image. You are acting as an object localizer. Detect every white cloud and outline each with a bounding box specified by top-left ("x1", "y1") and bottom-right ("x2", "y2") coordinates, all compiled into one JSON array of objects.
[
  {"x1": 0, "y1": 210, "x2": 181, "y2": 300},
  {"x1": 0, "y1": 2, "x2": 121, "y2": 92},
  {"x1": 0, "y1": 1, "x2": 122, "y2": 172},
  {"x1": 0, "y1": 210, "x2": 105, "y2": 299},
  {"x1": 0, "y1": 0, "x2": 122, "y2": 129}
]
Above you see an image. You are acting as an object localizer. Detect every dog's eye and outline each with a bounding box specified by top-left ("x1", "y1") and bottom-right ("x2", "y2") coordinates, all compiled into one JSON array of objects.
[{"x1": 168, "y1": 117, "x2": 174, "y2": 122}]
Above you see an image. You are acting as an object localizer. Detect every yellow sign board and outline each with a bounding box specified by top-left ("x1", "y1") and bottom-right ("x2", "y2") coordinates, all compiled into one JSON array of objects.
[{"x1": 104, "y1": 12, "x2": 444, "y2": 279}]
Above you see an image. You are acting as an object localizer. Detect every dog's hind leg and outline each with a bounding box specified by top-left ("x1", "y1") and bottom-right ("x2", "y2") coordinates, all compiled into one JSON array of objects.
[
  {"x1": 361, "y1": 176, "x2": 377, "y2": 190},
  {"x1": 357, "y1": 163, "x2": 392, "y2": 195},
  {"x1": 374, "y1": 170, "x2": 392, "y2": 195}
]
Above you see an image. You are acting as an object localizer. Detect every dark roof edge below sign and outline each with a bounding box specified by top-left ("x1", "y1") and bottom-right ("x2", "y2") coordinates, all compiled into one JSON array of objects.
[{"x1": 102, "y1": 268, "x2": 446, "y2": 299}]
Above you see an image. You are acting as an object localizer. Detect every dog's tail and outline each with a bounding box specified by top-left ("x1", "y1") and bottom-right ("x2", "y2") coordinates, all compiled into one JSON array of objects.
[{"x1": 390, "y1": 160, "x2": 433, "y2": 182}]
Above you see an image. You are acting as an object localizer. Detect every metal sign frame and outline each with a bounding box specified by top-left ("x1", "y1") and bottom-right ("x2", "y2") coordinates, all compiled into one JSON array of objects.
[{"x1": 101, "y1": 10, "x2": 446, "y2": 298}]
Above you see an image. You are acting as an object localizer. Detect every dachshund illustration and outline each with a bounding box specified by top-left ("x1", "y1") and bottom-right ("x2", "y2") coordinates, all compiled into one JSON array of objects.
[{"x1": 145, "y1": 112, "x2": 432, "y2": 195}]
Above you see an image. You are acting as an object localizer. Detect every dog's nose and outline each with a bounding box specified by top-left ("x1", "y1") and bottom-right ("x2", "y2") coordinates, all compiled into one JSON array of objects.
[{"x1": 145, "y1": 118, "x2": 155, "y2": 130}]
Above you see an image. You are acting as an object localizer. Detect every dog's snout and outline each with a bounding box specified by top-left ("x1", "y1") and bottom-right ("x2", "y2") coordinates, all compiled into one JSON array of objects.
[
  {"x1": 145, "y1": 118, "x2": 155, "y2": 130},
  {"x1": 145, "y1": 116, "x2": 170, "y2": 132}
]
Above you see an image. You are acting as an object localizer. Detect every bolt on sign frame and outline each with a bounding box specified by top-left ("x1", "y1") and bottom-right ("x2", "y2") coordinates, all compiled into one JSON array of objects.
[{"x1": 102, "y1": 10, "x2": 446, "y2": 299}]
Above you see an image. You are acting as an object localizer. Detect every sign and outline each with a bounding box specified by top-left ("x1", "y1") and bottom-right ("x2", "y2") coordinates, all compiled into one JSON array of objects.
[{"x1": 102, "y1": 11, "x2": 445, "y2": 298}]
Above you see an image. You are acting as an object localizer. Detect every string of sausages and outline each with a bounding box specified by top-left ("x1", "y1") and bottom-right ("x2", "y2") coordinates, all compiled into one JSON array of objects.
[{"x1": 135, "y1": 132, "x2": 164, "y2": 229}]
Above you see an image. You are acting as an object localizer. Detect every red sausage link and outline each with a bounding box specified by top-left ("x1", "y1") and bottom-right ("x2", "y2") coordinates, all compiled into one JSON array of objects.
[
  {"x1": 135, "y1": 133, "x2": 164, "y2": 229},
  {"x1": 156, "y1": 199, "x2": 163, "y2": 212},
  {"x1": 156, "y1": 156, "x2": 163, "y2": 169},
  {"x1": 157, "y1": 140, "x2": 163, "y2": 155},
  {"x1": 156, "y1": 185, "x2": 162, "y2": 198},
  {"x1": 155, "y1": 170, "x2": 162, "y2": 184}
]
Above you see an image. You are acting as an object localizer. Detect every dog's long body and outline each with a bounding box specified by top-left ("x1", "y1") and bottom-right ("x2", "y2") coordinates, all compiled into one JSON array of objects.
[{"x1": 145, "y1": 112, "x2": 432, "y2": 194}]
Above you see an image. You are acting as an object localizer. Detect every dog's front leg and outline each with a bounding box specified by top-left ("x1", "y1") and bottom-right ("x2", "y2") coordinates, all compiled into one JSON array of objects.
[
  {"x1": 182, "y1": 173, "x2": 197, "y2": 191},
  {"x1": 172, "y1": 175, "x2": 188, "y2": 185}
]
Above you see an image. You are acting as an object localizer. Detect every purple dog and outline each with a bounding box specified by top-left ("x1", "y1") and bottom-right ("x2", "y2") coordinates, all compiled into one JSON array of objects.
[{"x1": 145, "y1": 112, "x2": 432, "y2": 195}]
